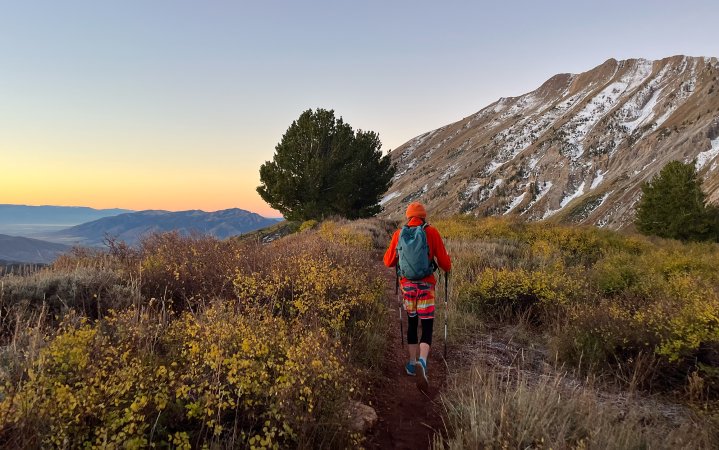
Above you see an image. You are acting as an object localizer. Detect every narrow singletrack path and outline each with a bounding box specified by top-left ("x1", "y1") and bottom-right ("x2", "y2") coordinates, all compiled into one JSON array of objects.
[{"x1": 366, "y1": 269, "x2": 448, "y2": 449}]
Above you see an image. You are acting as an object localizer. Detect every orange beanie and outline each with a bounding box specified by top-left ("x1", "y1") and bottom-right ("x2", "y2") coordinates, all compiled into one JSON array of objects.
[{"x1": 405, "y1": 202, "x2": 427, "y2": 219}]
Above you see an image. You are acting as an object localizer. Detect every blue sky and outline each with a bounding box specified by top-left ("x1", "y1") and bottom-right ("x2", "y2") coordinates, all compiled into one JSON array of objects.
[{"x1": 2, "y1": 0, "x2": 717, "y2": 215}]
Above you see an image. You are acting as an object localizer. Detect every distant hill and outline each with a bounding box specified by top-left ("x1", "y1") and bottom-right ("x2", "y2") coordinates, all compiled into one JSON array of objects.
[
  {"x1": 0, "y1": 234, "x2": 70, "y2": 264},
  {"x1": 0, "y1": 204, "x2": 132, "y2": 237},
  {"x1": 54, "y1": 208, "x2": 283, "y2": 246}
]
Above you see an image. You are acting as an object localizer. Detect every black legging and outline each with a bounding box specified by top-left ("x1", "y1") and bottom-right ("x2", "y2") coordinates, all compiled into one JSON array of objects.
[{"x1": 407, "y1": 315, "x2": 434, "y2": 345}]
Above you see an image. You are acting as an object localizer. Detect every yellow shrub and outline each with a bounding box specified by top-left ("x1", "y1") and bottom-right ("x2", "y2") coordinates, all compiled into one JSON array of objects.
[
  {"x1": 166, "y1": 303, "x2": 353, "y2": 448},
  {"x1": 0, "y1": 304, "x2": 359, "y2": 448},
  {"x1": 0, "y1": 321, "x2": 171, "y2": 448},
  {"x1": 318, "y1": 221, "x2": 373, "y2": 250},
  {"x1": 0, "y1": 221, "x2": 389, "y2": 448},
  {"x1": 299, "y1": 219, "x2": 318, "y2": 232},
  {"x1": 645, "y1": 274, "x2": 719, "y2": 362},
  {"x1": 459, "y1": 267, "x2": 582, "y2": 323}
]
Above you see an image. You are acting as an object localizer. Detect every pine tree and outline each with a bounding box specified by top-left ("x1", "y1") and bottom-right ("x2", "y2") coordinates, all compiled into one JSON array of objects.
[
  {"x1": 635, "y1": 160, "x2": 717, "y2": 241},
  {"x1": 257, "y1": 108, "x2": 395, "y2": 221}
]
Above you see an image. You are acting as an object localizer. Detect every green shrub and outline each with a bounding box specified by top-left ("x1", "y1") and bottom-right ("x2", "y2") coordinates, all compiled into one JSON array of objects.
[{"x1": 592, "y1": 252, "x2": 643, "y2": 295}]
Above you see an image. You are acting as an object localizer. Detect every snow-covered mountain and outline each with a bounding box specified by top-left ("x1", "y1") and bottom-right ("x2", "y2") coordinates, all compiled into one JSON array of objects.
[{"x1": 381, "y1": 55, "x2": 719, "y2": 229}]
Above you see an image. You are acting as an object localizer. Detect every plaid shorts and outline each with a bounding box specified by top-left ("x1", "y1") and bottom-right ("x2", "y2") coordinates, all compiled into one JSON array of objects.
[{"x1": 401, "y1": 280, "x2": 435, "y2": 320}]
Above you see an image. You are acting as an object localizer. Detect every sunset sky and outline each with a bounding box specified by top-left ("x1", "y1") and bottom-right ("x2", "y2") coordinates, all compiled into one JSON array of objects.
[{"x1": 2, "y1": 0, "x2": 718, "y2": 217}]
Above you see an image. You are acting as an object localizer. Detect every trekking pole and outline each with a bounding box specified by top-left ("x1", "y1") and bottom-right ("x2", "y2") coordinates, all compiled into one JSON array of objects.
[
  {"x1": 444, "y1": 271, "x2": 449, "y2": 360},
  {"x1": 397, "y1": 268, "x2": 404, "y2": 347}
]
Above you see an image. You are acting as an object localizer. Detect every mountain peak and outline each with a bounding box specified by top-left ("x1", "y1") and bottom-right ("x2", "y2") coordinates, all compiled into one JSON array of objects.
[{"x1": 381, "y1": 55, "x2": 719, "y2": 229}]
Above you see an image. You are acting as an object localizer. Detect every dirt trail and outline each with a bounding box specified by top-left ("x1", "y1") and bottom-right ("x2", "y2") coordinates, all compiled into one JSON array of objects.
[{"x1": 365, "y1": 271, "x2": 449, "y2": 449}]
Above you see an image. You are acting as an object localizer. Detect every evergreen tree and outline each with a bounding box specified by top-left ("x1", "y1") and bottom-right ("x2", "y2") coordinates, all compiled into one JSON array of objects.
[
  {"x1": 635, "y1": 160, "x2": 717, "y2": 241},
  {"x1": 257, "y1": 108, "x2": 395, "y2": 221}
]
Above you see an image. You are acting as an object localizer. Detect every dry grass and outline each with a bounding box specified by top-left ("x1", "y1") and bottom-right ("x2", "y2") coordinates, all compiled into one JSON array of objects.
[{"x1": 435, "y1": 363, "x2": 716, "y2": 450}]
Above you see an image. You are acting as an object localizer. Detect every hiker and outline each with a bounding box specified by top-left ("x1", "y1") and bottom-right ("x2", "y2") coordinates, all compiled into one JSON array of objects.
[{"x1": 383, "y1": 202, "x2": 451, "y2": 391}]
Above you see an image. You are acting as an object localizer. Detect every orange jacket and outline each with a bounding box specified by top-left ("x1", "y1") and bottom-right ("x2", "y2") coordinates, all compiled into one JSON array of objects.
[{"x1": 383, "y1": 217, "x2": 452, "y2": 285}]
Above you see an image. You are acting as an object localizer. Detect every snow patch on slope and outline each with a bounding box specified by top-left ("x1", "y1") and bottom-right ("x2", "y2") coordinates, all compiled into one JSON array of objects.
[
  {"x1": 653, "y1": 59, "x2": 699, "y2": 130},
  {"x1": 561, "y1": 60, "x2": 654, "y2": 159},
  {"x1": 590, "y1": 170, "x2": 605, "y2": 189},
  {"x1": 696, "y1": 138, "x2": 719, "y2": 170},
  {"x1": 504, "y1": 193, "x2": 526, "y2": 215},
  {"x1": 380, "y1": 191, "x2": 401, "y2": 205},
  {"x1": 616, "y1": 64, "x2": 669, "y2": 133},
  {"x1": 491, "y1": 179, "x2": 503, "y2": 191},
  {"x1": 490, "y1": 91, "x2": 590, "y2": 167},
  {"x1": 393, "y1": 129, "x2": 445, "y2": 179},
  {"x1": 622, "y1": 87, "x2": 664, "y2": 132},
  {"x1": 560, "y1": 181, "x2": 586, "y2": 208},
  {"x1": 544, "y1": 181, "x2": 586, "y2": 218},
  {"x1": 523, "y1": 181, "x2": 553, "y2": 214},
  {"x1": 435, "y1": 164, "x2": 460, "y2": 187},
  {"x1": 485, "y1": 160, "x2": 504, "y2": 175},
  {"x1": 464, "y1": 179, "x2": 481, "y2": 197},
  {"x1": 596, "y1": 191, "x2": 612, "y2": 208}
]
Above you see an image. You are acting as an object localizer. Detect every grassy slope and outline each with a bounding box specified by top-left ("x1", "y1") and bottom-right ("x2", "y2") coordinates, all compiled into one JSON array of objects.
[{"x1": 432, "y1": 216, "x2": 719, "y2": 449}]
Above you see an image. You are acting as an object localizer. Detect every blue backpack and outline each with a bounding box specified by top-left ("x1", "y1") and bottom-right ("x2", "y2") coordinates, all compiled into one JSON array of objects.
[{"x1": 397, "y1": 223, "x2": 435, "y2": 280}]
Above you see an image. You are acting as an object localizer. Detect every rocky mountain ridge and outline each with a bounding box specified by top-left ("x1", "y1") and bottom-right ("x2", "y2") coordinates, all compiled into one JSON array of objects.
[{"x1": 381, "y1": 55, "x2": 719, "y2": 229}]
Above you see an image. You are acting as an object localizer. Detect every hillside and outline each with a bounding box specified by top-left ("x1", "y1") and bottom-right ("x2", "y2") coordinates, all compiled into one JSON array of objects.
[
  {"x1": 0, "y1": 234, "x2": 70, "y2": 264},
  {"x1": 53, "y1": 208, "x2": 282, "y2": 246},
  {"x1": 1, "y1": 218, "x2": 716, "y2": 448},
  {"x1": 381, "y1": 55, "x2": 719, "y2": 229}
]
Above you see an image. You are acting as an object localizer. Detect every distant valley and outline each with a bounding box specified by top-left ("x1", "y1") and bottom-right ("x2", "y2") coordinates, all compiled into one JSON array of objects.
[{"x1": 0, "y1": 204, "x2": 133, "y2": 237}]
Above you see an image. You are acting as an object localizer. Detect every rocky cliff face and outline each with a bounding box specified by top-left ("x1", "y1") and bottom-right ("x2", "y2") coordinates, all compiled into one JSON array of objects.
[{"x1": 381, "y1": 55, "x2": 719, "y2": 229}]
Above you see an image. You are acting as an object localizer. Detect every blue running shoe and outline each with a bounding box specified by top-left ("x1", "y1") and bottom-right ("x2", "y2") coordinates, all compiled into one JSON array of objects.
[
  {"x1": 415, "y1": 358, "x2": 429, "y2": 392},
  {"x1": 405, "y1": 361, "x2": 416, "y2": 376}
]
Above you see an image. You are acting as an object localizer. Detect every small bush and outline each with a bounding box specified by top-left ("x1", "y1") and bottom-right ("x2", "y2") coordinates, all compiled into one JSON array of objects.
[
  {"x1": 233, "y1": 222, "x2": 386, "y2": 367},
  {"x1": 299, "y1": 219, "x2": 318, "y2": 232},
  {"x1": 0, "y1": 268, "x2": 136, "y2": 329},
  {"x1": 139, "y1": 232, "x2": 253, "y2": 307},
  {"x1": 592, "y1": 252, "x2": 644, "y2": 295}
]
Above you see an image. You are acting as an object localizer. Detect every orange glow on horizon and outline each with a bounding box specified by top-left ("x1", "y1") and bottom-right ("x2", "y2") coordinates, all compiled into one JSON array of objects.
[
  {"x1": 2, "y1": 155, "x2": 283, "y2": 218},
  {"x1": 1, "y1": 195, "x2": 282, "y2": 218}
]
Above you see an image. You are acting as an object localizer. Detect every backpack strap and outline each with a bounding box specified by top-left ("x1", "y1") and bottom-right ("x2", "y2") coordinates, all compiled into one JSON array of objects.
[{"x1": 423, "y1": 223, "x2": 438, "y2": 272}]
